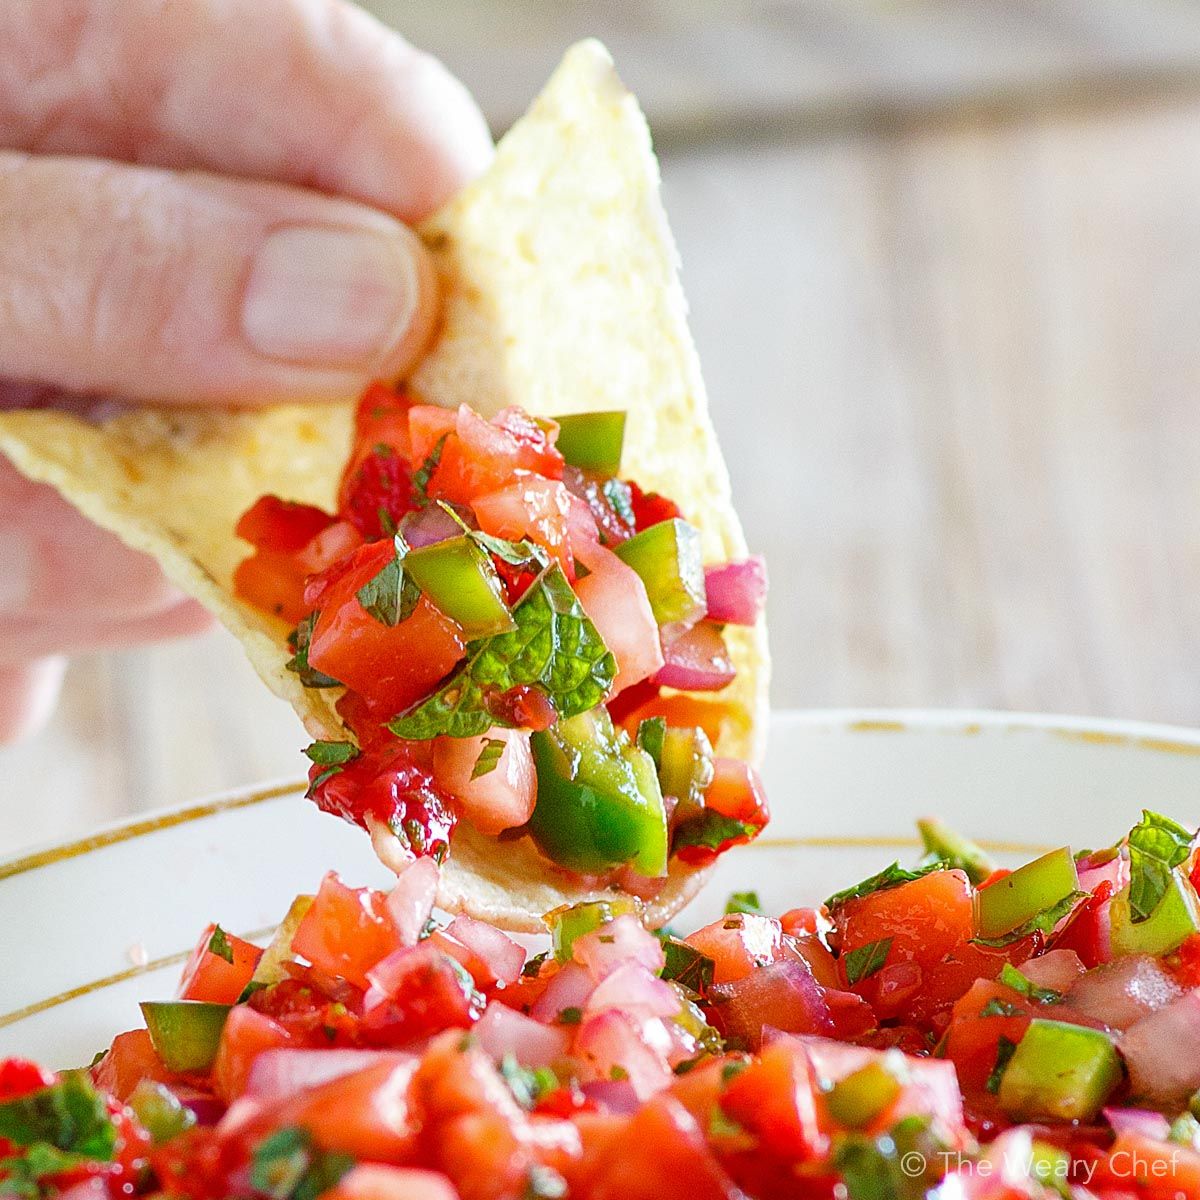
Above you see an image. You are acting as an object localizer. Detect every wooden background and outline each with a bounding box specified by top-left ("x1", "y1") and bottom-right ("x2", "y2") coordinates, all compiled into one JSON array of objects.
[{"x1": 6, "y1": 0, "x2": 1200, "y2": 852}]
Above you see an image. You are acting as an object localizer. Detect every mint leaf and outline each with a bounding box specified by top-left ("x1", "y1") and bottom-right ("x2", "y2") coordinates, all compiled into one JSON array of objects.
[
  {"x1": 672, "y1": 812, "x2": 757, "y2": 855},
  {"x1": 411, "y1": 433, "x2": 448, "y2": 502},
  {"x1": 0, "y1": 1143, "x2": 99, "y2": 1195},
  {"x1": 0, "y1": 1073, "x2": 116, "y2": 1161},
  {"x1": 826, "y1": 862, "x2": 947, "y2": 910},
  {"x1": 435, "y1": 501, "x2": 549, "y2": 569},
  {"x1": 636, "y1": 716, "x2": 666, "y2": 768},
  {"x1": 725, "y1": 891, "x2": 762, "y2": 916},
  {"x1": 980, "y1": 998, "x2": 1024, "y2": 1018},
  {"x1": 973, "y1": 891, "x2": 1087, "y2": 948},
  {"x1": 472, "y1": 737, "x2": 506, "y2": 779},
  {"x1": 304, "y1": 741, "x2": 358, "y2": 767},
  {"x1": 500, "y1": 1055, "x2": 558, "y2": 1110},
  {"x1": 286, "y1": 614, "x2": 341, "y2": 688},
  {"x1": 1126, "y1": 810, "x2": 1195, "y2": 923},
  {"x1": 661, "y1": 940, "x2": 715, "y2": 995},
  {"x1": 207, "y1": 926, "x2": 235, "y2": 965},
  {"x1": 387, "y1": 565, "x2": 616, "y2": 740},
  {"x1": 356, "y1": 539, "x2": 421, "y2": 627},
  {"x1": 844, "y1": 937, "x2": 892, "y2": 986},
  {"x1": 998, "y1": 963, "x2": 1063, "y2": 1004}
]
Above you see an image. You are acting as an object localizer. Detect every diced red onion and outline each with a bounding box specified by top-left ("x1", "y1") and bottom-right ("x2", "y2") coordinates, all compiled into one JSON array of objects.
[
  {"x1": 246, "y1": 1049, "x2": 411, "y2": 1102},
  {"x1": 572, "y1": 914, "x2": 665, "y2": 982},
  {"x1": 1077, "y1": 853, "x2": 1130, "y2": 895},
  {"x1": 1019, "y1": 949, "x2": 1086, "y2": 994},
  {"x1": 586, "y1": 962, "x2": 681, "y2": 1021},
  {"x1": 710, "y1": 961, "x2": 832, "y2": 1051},
  {"x1": 385, "y1": 858, "x2": 439, "y2": 947},
  {"x1": 474, "y1": 1002, "x2": 571, "y2": 1068},
  {"x1": 579, "y1": 1078, "x2": 642, "y2": 1115},
  {"x1": 398, "y1": 504, "x2": 464, "y2": 548},
  {"x1": 177, "y1": 1089, "x2": 226, "y2": 1127},
  {"x1": 575, "y1": 1009, "x2": 672, "y2": 1100},
  {"x1": 1119, "y1": 989, "x2": 1200, "y2": 1107},
  {"x1": 529, "y1": 961, "x2": 595, "y2": 1024},
  {"x1": 652, "y1": 622, "x2": 736, "y2": 692},
  {"x1": 444, "y1": 916, "x2": 526, "y2": 987},
  {"x1": 1067, "y1": 956, "x2": 1183, "y2": 1031},
  {"x1": 703, "y1": 557, "x2": 767, "y2": 625},
  {"x1": 1104, "y1": 1106, "x2": 1172, "y2": 1141}
]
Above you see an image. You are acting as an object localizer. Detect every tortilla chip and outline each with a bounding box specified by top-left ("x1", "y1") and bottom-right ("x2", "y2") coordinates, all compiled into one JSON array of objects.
[{"x1": 0, "y1": 41, "x2": 768, "y2": 931}]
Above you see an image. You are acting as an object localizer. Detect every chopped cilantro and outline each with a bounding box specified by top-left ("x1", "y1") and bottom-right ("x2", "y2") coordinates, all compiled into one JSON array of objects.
[
  {"x1": 411, "y1": 433, "x2": 448, "y2": 502},
  {"x1": 472, "y1": 737, "x2": 507, "y2": 780},
  {"x1": 249, "y1": 1126, "x2": 354, "y2": 1200},
  {"x1": 557, "y1": 1006, "x2": 583, "y2": 1026},
  {"x1": 285, "y1": 614, "x2": 341, "y2": 688},
  {"x1": 998, "y1": 963, "x2": 1063, "y2": 1004},
  {"x1": 843, "y1": 937, "x2": 892, "y2": 986},
  {"x1": 207, "y1": 926, "x2": 235, "y2": 965},
  {"x1": 1125, "y1": 810, "x2": 1195, "y2": 923},
  {"x1": 725, "y1": 891, "x2": 763, "y2": 916},
  {"x1": 986, "y1": 1036, "x2": 1018, "y2": 1095},
  {"x1": 979, "y1": 999, "x2": 1024, "y2": 1019},
  {"x1": 522, "y1": 951, "x2": 549, "y2": 979},
  {"x1": 387, "y1": 565, "x2": 616, "y2": 740},
  {"x1": 0, "y1": 1073, "x2": 116, "y2": 1162},
  {"x1": 661, "y1": 940, "x2": 715, "y2": 996},
  {"x1": 708, "y1": 1106, "x2": 743, "y2": 1138},
  {"x1": 826, "y1": 862, "x2": 946, "y2": 910},
  {"x1": 610, "y1": 1066, "x2": 629, "y2": 1082}
]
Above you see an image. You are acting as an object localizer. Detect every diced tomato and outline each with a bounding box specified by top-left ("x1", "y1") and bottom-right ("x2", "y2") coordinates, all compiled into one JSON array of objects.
[
  {"x1": 236, "y1": 496, "x2": 336, "y2": 553},
  {"x1": 177, "y1": 923, "x2": 263, "y2": 1005},
  {"x1": 233, "y1": 550, "x2": 310, "y2": 624},
  {"x1": 626, "y1": 481, "x2": 683, "y2": 531},
  {"x1": 339, "y1": 448, "x2": 417, "y2": 541},
  {"x1": 89, "y1": 1030, "x2": 177, "y2": 1103},
  {"x1": 0, "y1": 1058, "x2": 55, "y2": 1104},
  {"x1": 942, "y1": 979, "x2": 1037, "y2": 1094},
  {"x1": 781, "y1": 934, "x2": 841, "y2": 990},
  {"x1": 306, "y1": 541, "x2": 466, "y2": 718},
  {"x1": 277, "y1": 1058, "x2": 420, "y2": 1162},
  {"x1": 824, "y1": 989, "x2": 878, "y2": 1040},
  {"x1": 431, "y1": 730, "x2": 536, "y2": 837},
  {"x1": 473, "y1": 477, "x2": 575, "y2": 575},
  {"x1": 612, "y1": 690, "x2": 740, "y2": 754},
  {"x1": 1166, "y1": 932, "x2": 1200, "y2": 989},
  {"x1": 362, "y1": 944, "x2": 484, "y2": 1045},
  {"x1": 310, "y1": 741, "x2": 456, "y2": 857},
  {"x1": 1052, "y1": 879, "x2": 1115, "y2": 969},
  {"x1": 674, "y1": 759, "x2": 770, "y2": 868},
  {"x1": 1091, "y1": 1134, "x2": 1200, "y2": 1197},
  {"x1": 292, "y1": 873, "x2": 402, "y2": 991},
  {"x1": 708, "y1": 960, "x2": 834, "y2": 1050},
  {"x1": 581, "y1": 1095, "x2": 741, "y2": 1200},
  {"x1": 212, "y1": 1006, "x2": 292, "y2": 1102},
  {"x1": 481, "y1": 685, "x2": 558, "y2": 732},
  {"x1": 348, "y1": 383, "x2": 416, "y2": 463},
  {"x1": 685, "y1": 914, "x2": 785, "y2": 984},
  {"x1": 721, "y1": 1039, "x2": 827, "y2": 1160}
]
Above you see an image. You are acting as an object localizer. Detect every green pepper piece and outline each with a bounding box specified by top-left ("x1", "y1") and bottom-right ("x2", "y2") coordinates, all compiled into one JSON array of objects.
[
  {"x1": 239, "y1": 894, "x2": 314, "y2": 1001},
  {"x1": 529, "y1": 707, "x2": 668, "y2": 876},
  {"x1": 997, "y1": 1019, "x2": 1122, "y2": 1123},
  {"x1": 545, "y1": 896, "x2": 644, "y2": 962},
  {"x1": 658, "y1": 725, "x2": 715, "y2": 805},
  {"x1": 1028, "y1": 1141, "x2": 1072, "y2": 1196},
  {"x1": 553, "y1": 412, "x2": 626, "y2": 474},
  {"x1": 614, "y1": 518, "x2": 706, "y2": 627},
  {"x1": 403, "y1": 535, "x2": 516, "y2": 639},
  {"x1": 126, "y1": 1081, "x2": 196, "y2": 1144},
  {"x1": 1110, "y1": 871, "x2": 1200, "y2": 958},
  {"x1": 826, "y1": 1060, "x2": 903, "y2": 1129},
  {"x1": 917, "y1": 817, "x2": 997, "y2": 885},
  {"x1": 140, "y1": 1001, "x2": 231, "y2": 1073},
  {"x1": 976, "y1": 847, "x2": 1078, "y2": 941}
]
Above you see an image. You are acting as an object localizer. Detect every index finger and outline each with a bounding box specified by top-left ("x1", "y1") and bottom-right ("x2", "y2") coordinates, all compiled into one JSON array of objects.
[{"x1": 0, "y1": 0, "x2": 492, "y2": 221}]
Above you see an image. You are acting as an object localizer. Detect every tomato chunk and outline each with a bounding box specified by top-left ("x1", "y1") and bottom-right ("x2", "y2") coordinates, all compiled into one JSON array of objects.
[
  {"x1": 178, "y1": 923, "x2": 263, "y2": 1005},
  {"x1": 291, "y1": 873, "x2": 402, "y2": 991}
]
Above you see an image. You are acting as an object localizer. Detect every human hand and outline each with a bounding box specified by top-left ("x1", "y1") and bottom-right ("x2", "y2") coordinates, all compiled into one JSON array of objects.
[{"x1": 0, "y1": 0, "x2": 492, "y2": 741}]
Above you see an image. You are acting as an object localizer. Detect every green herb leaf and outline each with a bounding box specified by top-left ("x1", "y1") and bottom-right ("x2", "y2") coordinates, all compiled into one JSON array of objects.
[
  {"x1": 0, "y1": 1143, "x2": 100, "y2": 1196},
  {"x1": 844, "y1": 937, "x2": 893, "y2": 986},
  {"x1": 500, "y1": 1056, "x2": 559, "y2": 1110},
  {"x1": 285, "y1": 614, "x2": 341, "y2": 688},
  {"x1": 636, "y1": 716, "x2": 666, "y2": 768},
  {"x1": 522, "y1": 951, "x2": 549, "y2": 979},
  {"x1": 661, "y1": 940, "x2": 716, "y2": 995},
  {"x1": 354, "y1": 538, "x2": 421, "y2": 627},
  {"x1": 0, "y1": 1073, "x2": 116, "y2": 1161},
  {"x1": 387, "y1": 564, "x2": 616, "y2": 740},
  {"x1": 207, "y1": 926, "x2": 235, "y2": 965},
  {"x1": 1125, "y1": 810, "x2": 1196, "y2": 923},
  {"x1": 724, "y1": 891, "x2": 762, "y2": 916},
  {"x1": 672, "y1": 812, "x2": 758, "y2": 855},
  {"x1": 249, "y1": 1126, "x2": 354, "y2": 1200},
  {"x1": 826, "y1": 862, "x2": 947, "y2": 910},
  {"x1": 411, "y1": 433, "x2": 448, "y2": 502},
  {"x1": 557, "y1": 1006, "x2": 583, "y2": 1025},
  {"x1": 973, "y1": 891, "x2": 1087, "y2": 948},
  {"x1": 303, "y1": 741, "x2": 360, "y2": 799},
  {"x1": 998, "y1": 963, "x2": 1063, "y2": 1004},
  {"x1": 986, "y1": 1036, "x2": 1019, "y2": 1095},
  {"x1": 472, "y1": 737, "x2": 507, "y2": 780},
  {"x1": 979, "y1": 998, "x2": 1024, "y2": 1019}
]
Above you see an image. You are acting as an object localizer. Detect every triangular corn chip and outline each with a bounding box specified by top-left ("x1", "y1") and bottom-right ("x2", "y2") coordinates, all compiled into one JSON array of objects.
[{"x1": 0, "y1": 41, "x2": 769, "y2": 931}]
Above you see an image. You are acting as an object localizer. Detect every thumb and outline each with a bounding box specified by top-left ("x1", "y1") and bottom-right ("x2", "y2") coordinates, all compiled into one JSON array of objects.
[{"x1": 0, "y1": 153, "x2": 439, "y2": 405}]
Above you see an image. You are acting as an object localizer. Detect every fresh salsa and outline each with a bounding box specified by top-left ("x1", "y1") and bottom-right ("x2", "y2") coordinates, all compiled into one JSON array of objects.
[
  {"x1": 10, "y1": 811, "x2": 1200, "y2": 1199},
  {"x1": 231, "y1": 385, "x2": 768, "y2": 888}
]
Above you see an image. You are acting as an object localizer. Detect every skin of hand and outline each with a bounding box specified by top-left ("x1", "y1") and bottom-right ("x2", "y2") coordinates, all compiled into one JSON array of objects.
[{"x1": 0, "y1": 0, "x2": 492, "y2": 743}]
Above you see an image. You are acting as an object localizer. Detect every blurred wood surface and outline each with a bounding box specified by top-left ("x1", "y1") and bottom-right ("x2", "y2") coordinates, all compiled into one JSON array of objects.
[{"x1": 6, "y1": 6, "x2": 1200, "y2": 851}]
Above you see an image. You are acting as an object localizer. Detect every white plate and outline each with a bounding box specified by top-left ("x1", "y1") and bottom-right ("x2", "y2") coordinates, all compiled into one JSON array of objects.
[{"x1": 4, "y1": 708, "x2": 1200, "y2": 1068}]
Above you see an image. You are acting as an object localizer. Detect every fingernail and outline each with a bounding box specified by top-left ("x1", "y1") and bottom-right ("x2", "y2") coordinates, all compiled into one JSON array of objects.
[
  {"x1": 0, "y1": 529, "x2": 34, "y2": 611},
  {"x1": 241, "y1": 225, "x2": 419, "y2": 367}
]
